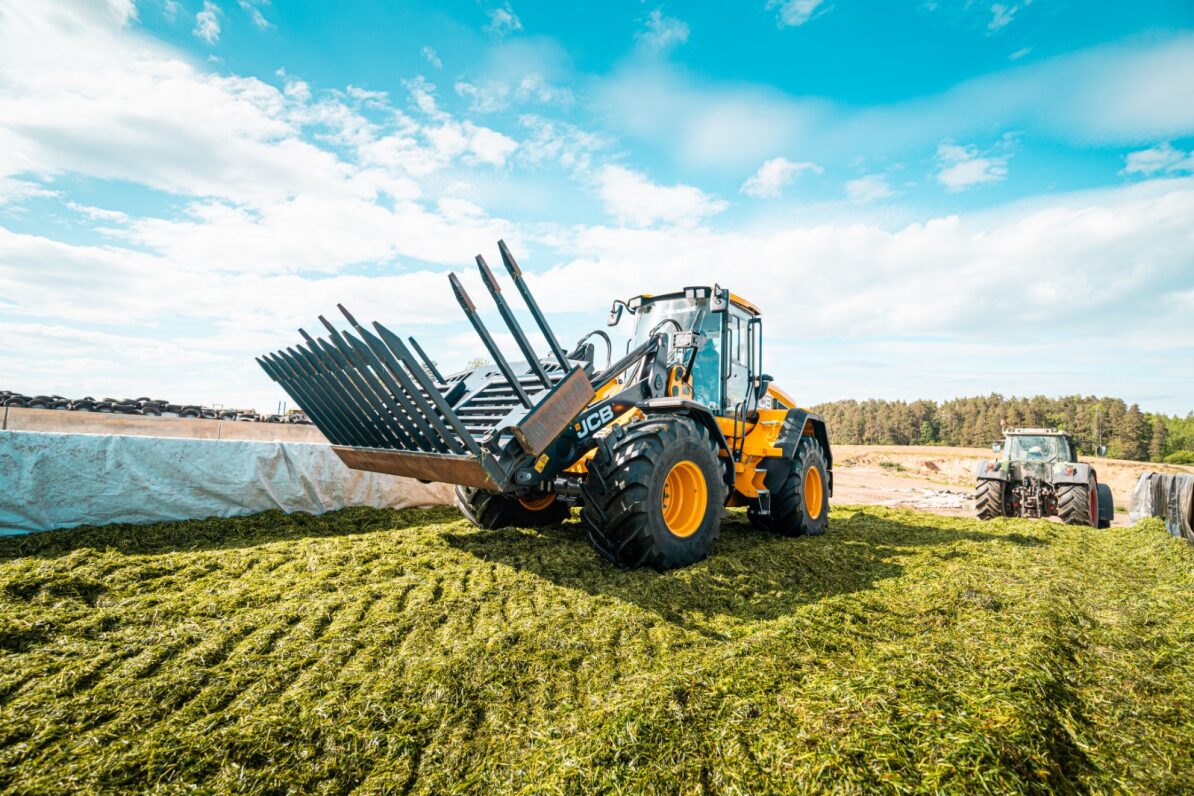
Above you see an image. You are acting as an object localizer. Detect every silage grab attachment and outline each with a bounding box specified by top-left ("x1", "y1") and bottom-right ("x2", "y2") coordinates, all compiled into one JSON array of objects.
[{"x1": 257, "y1": 241, "x2": 595, "y2": 491}]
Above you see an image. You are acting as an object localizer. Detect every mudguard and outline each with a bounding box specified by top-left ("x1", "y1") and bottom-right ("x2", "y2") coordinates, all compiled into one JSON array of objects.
[
  {"x1": 1096, "y1": 482, "x2": 1114, "y2": 527},
  {"x1": 1052, "y1": 461, "x2": 1094, "y2": 486},
  {"x1": 975, "y1": 459, "x2": 1010, "y2": 481},
  {"x1": 638, "y1": 397, "x2": 735, "y2": 489},
  {"x1": 770, "y1": 408, "x2": 833, "y2": 495}
]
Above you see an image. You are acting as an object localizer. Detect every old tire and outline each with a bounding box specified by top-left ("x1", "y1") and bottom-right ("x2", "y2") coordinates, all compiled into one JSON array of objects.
[
  {"x1": 454, "y1": 486, "x2": 570, "y2": 529},
  {"x1": 1096, "y1": 483, "x2": 1114, "y2": 528},
  {"x1": 975, "y1": 478, "x2": 1007, "y2": 520},
  {"x1": 581, "y1": 415, "x2": 727, "y2": 571},
  {"x1": 748, "y1": 439, "x2": 830, "y2": 537},
  {"x1": 1058, "y1": 477, "x2": 1097, "y2": 527}
]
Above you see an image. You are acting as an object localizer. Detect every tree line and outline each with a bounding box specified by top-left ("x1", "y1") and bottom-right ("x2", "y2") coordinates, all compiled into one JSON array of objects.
[{"x1": 808, "y1": 395, "x2": 1194, "y2": 464}]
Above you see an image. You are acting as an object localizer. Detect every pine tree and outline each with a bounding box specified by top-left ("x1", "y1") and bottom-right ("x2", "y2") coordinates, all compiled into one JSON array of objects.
[
  {"x1": 1117, "y1": 404, "x2": 1148, "y2": 461},
  {"x1": 919, "y1": 420, "x2": 937, "y2": 444},
  {"x1": 1149, "y1": 418, "x2": 1167, "y2": 462}
]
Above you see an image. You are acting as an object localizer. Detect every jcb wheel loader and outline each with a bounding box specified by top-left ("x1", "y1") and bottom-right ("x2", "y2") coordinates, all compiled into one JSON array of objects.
[{"x1": 258, "y1": 241, "x2": 833, "y2": 571}]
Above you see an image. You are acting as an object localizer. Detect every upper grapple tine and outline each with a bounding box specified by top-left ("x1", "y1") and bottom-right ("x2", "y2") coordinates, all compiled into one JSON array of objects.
[
  {"x1": 448, "y1": 272, "x2": 533, "y2": 409},
  {"x1": 497, "y1": 239, "x2": 569, "y2": 371},
  {"x1": 477, "y1": 253, "x2": 553, "y2": 390}
]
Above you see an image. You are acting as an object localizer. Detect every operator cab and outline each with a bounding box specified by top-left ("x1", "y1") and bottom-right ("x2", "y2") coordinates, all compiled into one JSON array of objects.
[
  {"x1": 1000, "y1": 430, "x2": 1078, "y2": 464},
  {"x1": 609, "y1": 286, "x2": 768, "y2": 418}
]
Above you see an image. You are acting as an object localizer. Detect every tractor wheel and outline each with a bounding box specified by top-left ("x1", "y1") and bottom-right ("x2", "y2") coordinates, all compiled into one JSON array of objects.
[
  {"x1": 581, "y1": 415, "x2": 727, "y2": 571},
  {"x1": 975, "y1": 479, "x2": 1007, "y2": 520},
  {"x1": 1096, "y1": 483, "x2": 1114, "y2": 529},
  {"x1": 454, "y1": 486, "x2": 570, "y2": 529},
  {"x1": 748, "y1": 438, "x2": 830, "y2": 537},
  {"x1": 1057, "y1": 476, "x2": 1097, "y2": 527}
]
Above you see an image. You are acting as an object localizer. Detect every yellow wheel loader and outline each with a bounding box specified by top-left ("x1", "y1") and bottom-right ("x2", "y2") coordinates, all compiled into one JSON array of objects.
[{"x1": 258, "y1": 241, "x2": 833, "y2": 570}]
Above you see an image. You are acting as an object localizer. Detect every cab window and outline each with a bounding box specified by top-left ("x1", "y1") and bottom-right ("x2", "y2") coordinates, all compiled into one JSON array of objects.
[{"x1": 724, "y1": 306, "x2": 752, "y2": 411}]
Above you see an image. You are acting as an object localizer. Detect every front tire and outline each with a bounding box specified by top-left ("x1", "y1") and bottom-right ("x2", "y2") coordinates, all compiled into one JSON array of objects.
[
  {"x1": 748, "y1": 438, "x2": 830, "y2": 537},
  {"x1": 454, "y1": 486, "x2": 570, "y2": 529},
  {"x1": 581, "y1": 415, "x2": 727, "y2": 571},
  {"x1": 1057, "y1": 477, "x2": 1097, "y2": 527},
  {"x1": 976, "y1": 479, "x2": 1008, "y2": 520}
]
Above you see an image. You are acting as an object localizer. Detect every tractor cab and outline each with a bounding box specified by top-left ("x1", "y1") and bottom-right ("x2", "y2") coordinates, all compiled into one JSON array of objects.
[{"x1": 612, "y1": 286, "x2": 765, "y2": 418}]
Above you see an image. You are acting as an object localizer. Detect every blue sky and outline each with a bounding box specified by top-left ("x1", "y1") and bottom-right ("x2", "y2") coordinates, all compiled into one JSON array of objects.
[{"x1": 1, "y1": 0, "x2": 1193, "y2": 414}]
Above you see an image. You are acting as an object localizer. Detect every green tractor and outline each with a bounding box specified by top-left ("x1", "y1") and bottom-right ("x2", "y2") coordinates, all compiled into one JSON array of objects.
[{"x1": 975, "y1": 427, "x2": 1113, "y2": 527}]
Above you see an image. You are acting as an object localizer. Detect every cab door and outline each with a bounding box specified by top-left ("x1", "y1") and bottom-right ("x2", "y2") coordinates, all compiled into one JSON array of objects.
[{"x1": 723, "y1": 306, "x2": 752, "y2": 414}]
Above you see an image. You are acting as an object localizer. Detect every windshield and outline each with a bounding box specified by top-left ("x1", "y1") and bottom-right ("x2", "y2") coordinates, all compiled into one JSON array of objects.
[
  {"x1": 630, "y1": 296, "x2": 724, "y2": 411},
  {"x1": 1005, "y1": 435, "x2": 1065, "y2": 462},
  {"x1": 632, "y1": 298, "x2": 701, "y2": 346}
]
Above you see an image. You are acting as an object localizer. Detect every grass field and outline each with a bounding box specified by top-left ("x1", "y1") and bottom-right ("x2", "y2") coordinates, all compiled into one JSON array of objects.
[{"x1": 2, "y1": 505, "x2": 1192, "y2": 794}]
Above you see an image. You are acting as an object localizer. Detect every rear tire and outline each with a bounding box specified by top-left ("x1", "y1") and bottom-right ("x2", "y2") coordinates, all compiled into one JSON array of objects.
[
  {"x1": 455, "y1": 486, "x2": 570, "y2": 529},
  {"x1": 581, "y1": 415, "x2": 727, "y2": 571},
  {"x1": 1058, "y1": 477, "x2": 1096, "y2": 527},
  {"x1": 976, "y1": 479, "x2": 1007, "y2": 520},
  {"x1": 748, "y1": 439, "x2": 830, "y2": 537}
]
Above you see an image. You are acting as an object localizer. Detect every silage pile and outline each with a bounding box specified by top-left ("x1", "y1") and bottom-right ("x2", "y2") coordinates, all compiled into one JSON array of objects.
[{"x1": 1, "y1": 505, "x2": 1192, "y2": 793}]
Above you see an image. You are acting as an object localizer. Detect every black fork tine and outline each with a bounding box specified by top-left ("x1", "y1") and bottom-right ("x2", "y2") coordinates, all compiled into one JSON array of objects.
[
  {"x1": 477, "y1": 253, "x2": 553, "y2": 390},
  {"x1": 310, "y1": 329, "x2": 417, "y2": 451},
  {"x1": 292, "y1": 338, "x2": 397, "y2": 448},
  {"x1": 258, "y1": 355, "x2": 353, "y2": 446},
  {"x1": 371, "y1": 319, "x2": 487, "y2": 458},
  {"x1": 448, "y1": 272, "x2": 533, "y2": 409},
  {"x1": 318, "y1": 315, "x2": 439, "y2": 452},
  {"x1": 338, "y1": 304, "x2": 471, "y2": 456},
  {"x1": 407, "y1": 336, "x2": 445, "y2": 383},
  {"x1": 274, "y1": 348, "x2": 372, "y2": 447},
  {"x1": 498, "y1": 239, "x2": 569, "y2": 371}
]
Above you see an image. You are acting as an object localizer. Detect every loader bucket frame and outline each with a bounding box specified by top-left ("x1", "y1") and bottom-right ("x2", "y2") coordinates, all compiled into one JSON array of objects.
[{"x1": 257, "y1": 241, "x2": 596, "y2": 492}]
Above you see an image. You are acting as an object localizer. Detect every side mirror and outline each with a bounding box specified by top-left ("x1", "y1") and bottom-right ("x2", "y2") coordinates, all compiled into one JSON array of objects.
[
  {"x1": 757, "y1": 373, "x2": 774, "y2": 398},
  {"x1": 710, "y1": 284, "x2": 728, "y2": 313},
  {"x1": 607, "y1": 301, "x2": 624, "y2": 327},
  {"x1": 992, "y1": 442, "x2": 1002, "y2": 452},
  {"x1": 1097, "y1": 445, "x2": 1107, "y2": 456}
]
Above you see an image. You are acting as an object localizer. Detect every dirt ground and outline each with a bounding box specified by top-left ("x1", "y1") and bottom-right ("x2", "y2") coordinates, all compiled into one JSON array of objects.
[{"x1": 831, "y1": 445, "x2": 1194, "y2": 527}]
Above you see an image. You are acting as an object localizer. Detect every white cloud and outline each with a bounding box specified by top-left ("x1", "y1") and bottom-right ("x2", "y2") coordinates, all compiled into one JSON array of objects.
[
  {"x1": 988, "y1": 3, "x2": 1017, "y2": 31},
  {"x1": 845, "y1": 174, "x2": 896, "y2": 203},
  {"x1": 740, "y1": 157, "x2": 822, "y2": 198},
  {"x1": 638, "y1": 10, "x2": 689, "y2": 51},
  {"x1": 193, "y1": 1, "x2": 221, "y2": 44},
  {"x1": 767, "y1": 0, "x2": 827, "y2": 28},
  {"x1": 1009, "y1": 46, "x2": 1032, "y2": 60},
  {"x1": 596, "y1": 35, "x2": 1194, "y2": 171},
  {"x1": 517, "y1": 115, "x2": 610, "y2": 174},
  {"x1": 421, "y1": 45, "x2": 443, "y2": 69},
  {"x1": 484, "y1": 3, "x2": 522, "y2": 37},
  {"x1": 935, "y1": 141, "x2": 1012, "y2": 191},
  {"x1": 237, "y1": 0, "x2": 272, "y2": 30},
  {"x1": 596, "y1": 165, "x2": 727, "y2": 227},
  {"x1": 1123, "y1": 142, "x2": 1194, "y2": 176}
]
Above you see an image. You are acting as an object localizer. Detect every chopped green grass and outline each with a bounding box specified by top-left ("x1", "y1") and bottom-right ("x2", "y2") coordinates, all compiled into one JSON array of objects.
[{"x1": 1, "y1": 506, "x2": 1192, "y2": 794}]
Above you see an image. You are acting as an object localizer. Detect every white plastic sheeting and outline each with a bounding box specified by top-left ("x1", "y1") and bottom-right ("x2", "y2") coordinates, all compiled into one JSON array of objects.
[
  {"x1": 0, "y1": 430, "x2": 453, "y2": 535},
  {"x1": 1129, "y1": 471, "x2": 1194, "y2": 543}
]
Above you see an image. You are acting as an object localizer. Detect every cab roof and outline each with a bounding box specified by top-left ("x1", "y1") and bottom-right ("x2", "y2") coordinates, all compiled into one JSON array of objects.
[
  {"x1": 1004, "y1": 427, "x2": 1070, "y2": 436},
  {"x1": 630, "y1": 288, "x2": 761, "y2": 316}
]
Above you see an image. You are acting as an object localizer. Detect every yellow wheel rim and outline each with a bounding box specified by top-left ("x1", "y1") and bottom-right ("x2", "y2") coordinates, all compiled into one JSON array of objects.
[
  {"x1": 518, "y1": 494, "x2": 556, "y2": 511},
  {"x1": 661, "y1": 460, "x2": 707, "y2": 538},
  {"x1": 804, "y1": 466, "x2": 824, "y2": 520}
]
